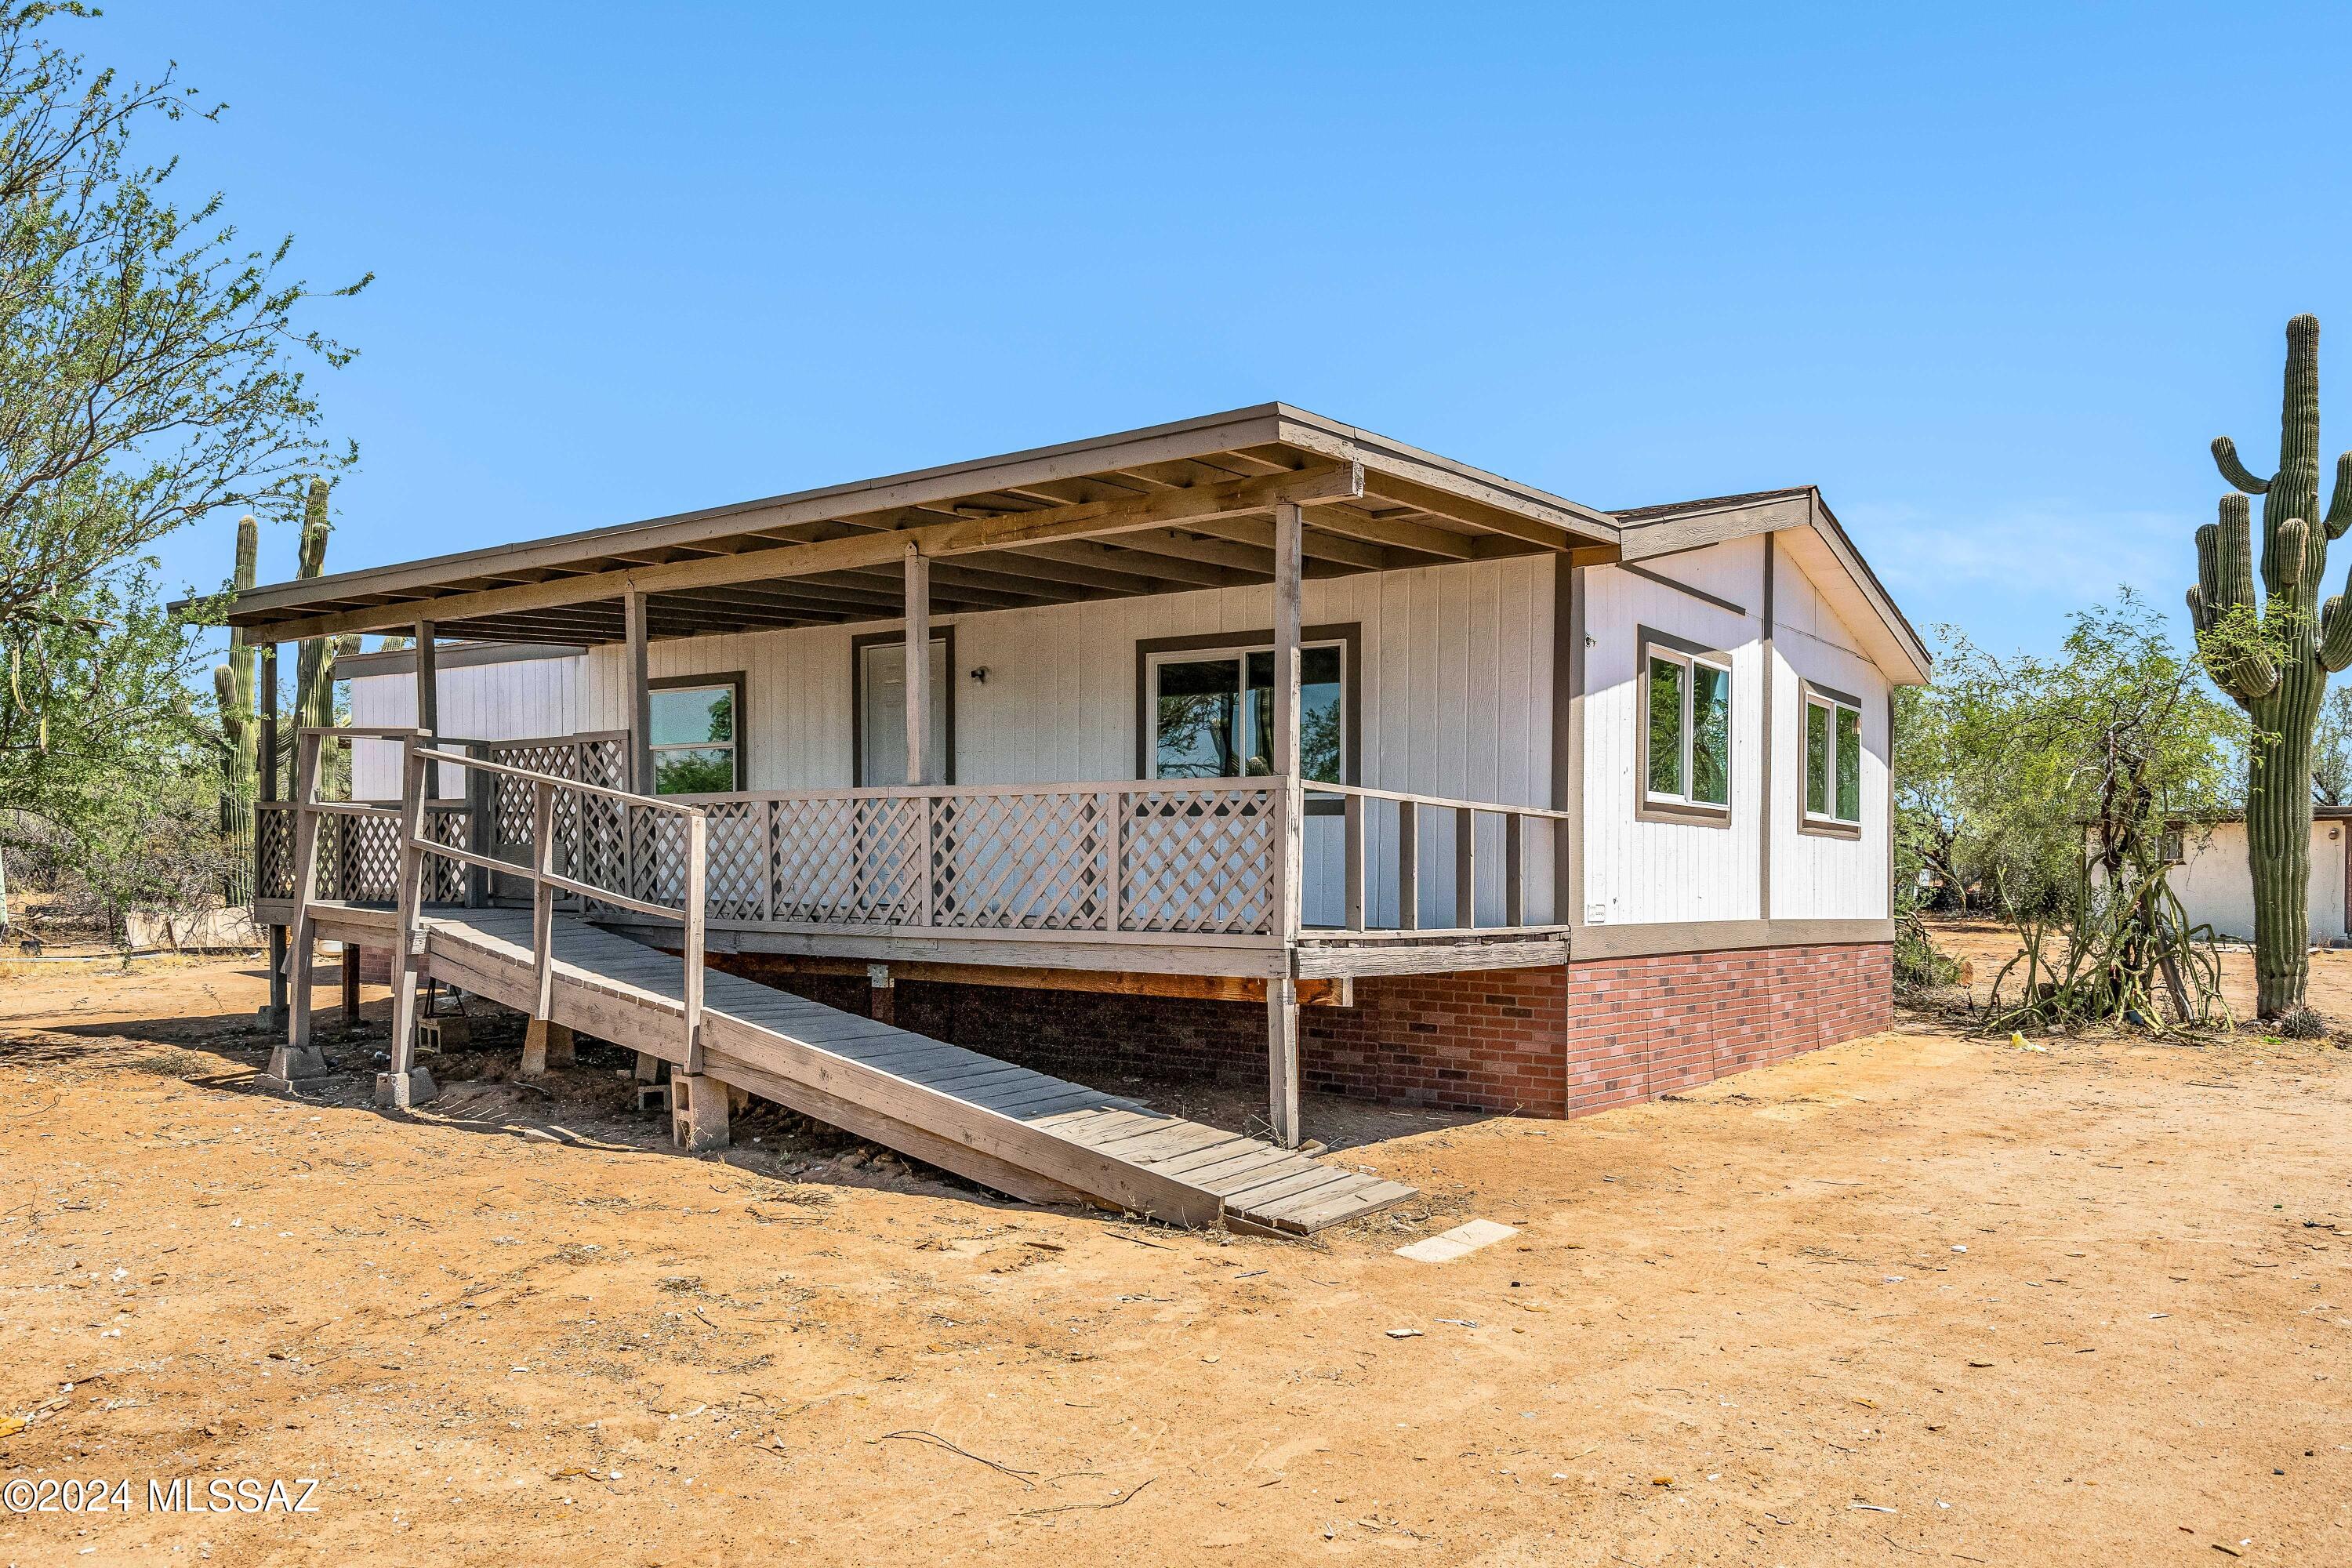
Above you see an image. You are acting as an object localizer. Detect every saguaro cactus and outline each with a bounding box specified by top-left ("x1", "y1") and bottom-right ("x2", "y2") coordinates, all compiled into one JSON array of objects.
[
  {"x1": 211, "y1": 514, "x2": 261, "y2": 808},
  {"x1": 2185, "y1": 314, "x2": 2352, "y2": 1016},
  {"x1": 293, "y1": 477, "x2": 345, "y2": 732}
]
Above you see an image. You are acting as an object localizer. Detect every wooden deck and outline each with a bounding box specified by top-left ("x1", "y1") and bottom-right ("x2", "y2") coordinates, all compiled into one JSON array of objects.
[{"x1": 317, "y1": 902, "x2": 1413, "y2": 1235}]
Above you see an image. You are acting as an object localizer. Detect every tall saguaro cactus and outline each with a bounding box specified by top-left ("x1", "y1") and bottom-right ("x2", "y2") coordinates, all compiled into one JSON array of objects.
[
  {"x1": 2185, "y1": 314, "x2": 2352, "y2": 1016},
  {"x1": 293, "y1": 477, "x2": 343, "y2": 732},
  {"x1": 211, "y1": 514, "x2": 261, "y2": 808}
]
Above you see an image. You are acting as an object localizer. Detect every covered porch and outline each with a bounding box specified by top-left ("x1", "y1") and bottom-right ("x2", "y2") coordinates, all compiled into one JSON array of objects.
[{"x1": 230, "y1": 406, "x2": 1621, "y2": 1142}]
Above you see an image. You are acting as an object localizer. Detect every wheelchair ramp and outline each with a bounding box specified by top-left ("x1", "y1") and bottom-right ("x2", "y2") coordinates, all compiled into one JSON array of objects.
[{"x1": 416, "y1": 907, "x2": 1414, "y2": 1235}]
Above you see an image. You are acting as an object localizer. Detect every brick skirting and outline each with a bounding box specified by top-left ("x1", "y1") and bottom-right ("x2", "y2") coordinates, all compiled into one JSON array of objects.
[{"x1": 699, "y1": 941, "x2": 1892, "y2": 1121}]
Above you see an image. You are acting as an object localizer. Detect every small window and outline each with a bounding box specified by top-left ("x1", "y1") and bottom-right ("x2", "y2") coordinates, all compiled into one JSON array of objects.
[
  {"x1": 1643, "y1": 643, "x2": 1732, "y2": 812},
  {"x1": 2161, "y1": 828, "x2": 2187, "y2": 865},
  {"x1": 1804, "y1": 688, "x2": 1864, "y2": 827},
  {"x1": 648, "y1": 677, "x2": 742, "y2": 794},
  {"x1": 1147, "y1": 642, "x2": 1344, "y2": 782}
]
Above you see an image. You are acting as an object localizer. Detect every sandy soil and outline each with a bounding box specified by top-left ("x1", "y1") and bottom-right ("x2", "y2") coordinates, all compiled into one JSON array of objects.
[{"x1": 2, "y1": 944, "x2": 2349, "y2": 1566}]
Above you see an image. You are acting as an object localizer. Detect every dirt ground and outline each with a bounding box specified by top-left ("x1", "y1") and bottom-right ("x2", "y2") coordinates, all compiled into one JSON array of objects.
[{"x1": 2, "y1": 931, "x2": 2349, "y2": 1566}]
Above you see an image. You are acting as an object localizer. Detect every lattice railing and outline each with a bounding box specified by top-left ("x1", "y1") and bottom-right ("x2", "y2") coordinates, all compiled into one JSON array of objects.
[
  {"x1": 254, "y1": 799, "x2": 470, "y2": 906},
  {"x1": 670, "y1": 781, "x2": 1283, "y2": 937}
]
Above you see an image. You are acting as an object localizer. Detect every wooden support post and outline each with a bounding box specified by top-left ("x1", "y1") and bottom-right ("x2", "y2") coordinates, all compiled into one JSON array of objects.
[
  {"x1": 413, "y1": 620, "x2": 437, "y2": 736},
  {"x1": 530, "y1": 779, "x2": 557, "y2": 1022},
  {"x1": 1267, "y1": 975, "x2": 1300, "y2": 1149},
  {"x1": 1271, "y1": 501, "x2": 1304, "y2": 942},
  {"x1": 1398, "y1": 800, "x2": 1421, "y2": 931},
  {"x1": 269, "y1": 728, "x2": 330, "y2": 1089},
  {"x1": 340, "y1": 944, "x2": 360, "y2": 1027},
  {"x1": 1504, "y1": 812, "x2": 1526, "y2": 927},
  {"x1": 623, "y1": 586, "x2": 652, "y2": 794},
  {"x1": 521, "y1": 1020, "x2": 575, "y2": 1077},
  {"x1": 260, "y1": 644, "x2": 286, "y2": 1029},
  {"x1": 867, "y1": 961, "x2": 895, "y2": 1025},
  {"x1": 1454, "y1": 807, "x2": 1477, "y2": 929},
  {"x1": 682, "y1": 811, "x2": 706, "y2": 1077},
  {"x1": 671, "y1": 1072, "x2": 730, "y2": 1153},
  {"x1": 1269, "y1": 500, "x2": 1305, "y2": 1148},
  {"x1": 377, "y1": 734, "x2": 437, "y2": 1108},
  {"x1": 903, "y1": 544, "x2": 931, "y2": 786},
  {"x1": 1343, "y1": 791, "x2": 1366, "y2": 931},
  {"x1": 463, "y1": 740, "x2": 494, "y2": 907}
]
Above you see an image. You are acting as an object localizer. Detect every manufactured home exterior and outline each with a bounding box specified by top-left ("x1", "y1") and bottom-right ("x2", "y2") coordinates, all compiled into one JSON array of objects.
[{"x1": 230, "y1": 405, "x2": 1926, "y2": 1142}]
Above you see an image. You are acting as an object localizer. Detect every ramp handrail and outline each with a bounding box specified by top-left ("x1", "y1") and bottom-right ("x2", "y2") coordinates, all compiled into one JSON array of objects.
[{"x1": 368, "y1": 736, "x2": 708, "y2": 1105}]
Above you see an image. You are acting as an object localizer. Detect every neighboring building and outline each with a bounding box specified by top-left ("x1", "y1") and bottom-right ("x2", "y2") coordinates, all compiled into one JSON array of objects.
[
  {"x1": 2165, "y1": 811, "x2": 2352, "y2": 946},
  {"x1": 238, "y1": 405, "x2": 1927, "y2": 1134}
]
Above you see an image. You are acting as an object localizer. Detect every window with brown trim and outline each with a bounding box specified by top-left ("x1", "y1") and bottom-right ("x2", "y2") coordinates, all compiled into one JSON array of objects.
[
  {"x1": 1132, "y1": 625, "x2": 1360, "y2": 786},
  {"x1": 1800, "y1": 678, "x2": 1865, "y2": 837},
  {"x1": 1637, "y1": 626, "x2": 1732, "y2": 826},
  {"x1": 648, "y1": 671, "x2": 745, "y2": 794}
]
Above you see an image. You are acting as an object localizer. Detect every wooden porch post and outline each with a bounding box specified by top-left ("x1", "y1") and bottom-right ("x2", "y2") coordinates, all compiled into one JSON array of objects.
[
  {"x1": 624, "y1": 586, "x2": 652, "y2": 793},
  {"x1": 903, "y1": 543, "x2": 931, "y2": 786},
  {"x1": 268, "y1": 727, "x2": 330, "y2": 1091},
  {"x1": 260, "y1": 644, "x2": 287, "y2": 1029},
  {"x1": 1267, "y1": 499, "x2": 1305, "y2": 1148},
  {"x1": 413, "y1": 619, "x2": 437, "y2": 736},
  {"x1": 378, "y1": 733, "x2": 437, "y2": 1108}
]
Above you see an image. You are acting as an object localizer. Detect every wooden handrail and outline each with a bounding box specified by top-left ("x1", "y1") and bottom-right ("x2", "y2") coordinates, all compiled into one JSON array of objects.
[
  {"x1": 390, "y1": 734, "x2": 707, "y2": 1081},
  {"x1": 409, "y1": 743, "x2": 706, "y2": 815},
  {"x1": 1308, "y1": 780, "x2": 1573, "y2": 822},
  {"x1": 294, "y1": 724, "x2": 427, "y2": 740}
]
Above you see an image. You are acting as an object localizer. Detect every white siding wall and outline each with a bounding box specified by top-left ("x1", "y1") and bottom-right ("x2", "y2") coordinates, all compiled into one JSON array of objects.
[
  {"x1": 348, "y1": 535, "x2": 1906, "y2": 937},
  {"x1": 350, "y1": 556, "x2": 1557, "y2": 927},
  {"x1": 1579, "y1": 539, "x2": 1767, "y2": 926},
  {"x1": 2169, "y1": 820, "x2": 2349, "y2": 945},
  {"x1": 349, "y1": 655, "x2": 592, "y2": 800},
  {"x1": 1767, "y1": 549, "x2": 1893, "y2": 921},
  {"x1": 1579, "y1": 535, "x2": 1892, "y2": 930}
]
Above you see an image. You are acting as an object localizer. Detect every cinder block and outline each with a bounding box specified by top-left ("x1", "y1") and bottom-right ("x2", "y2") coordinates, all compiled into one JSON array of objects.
[{"x1": 670, "y1": 1073, "x2": 730, "y2": 1153}]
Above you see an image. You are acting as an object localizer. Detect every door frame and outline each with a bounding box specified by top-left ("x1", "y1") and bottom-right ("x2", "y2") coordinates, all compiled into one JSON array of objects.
[{"x1": 850, "y1": 627, "x2": 956, "y2": 786}]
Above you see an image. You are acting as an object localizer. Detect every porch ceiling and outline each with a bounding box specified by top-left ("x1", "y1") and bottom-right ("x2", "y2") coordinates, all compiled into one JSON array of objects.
[{"x1": 220, "y1": 405, "x2": 1621, "y2": 646}]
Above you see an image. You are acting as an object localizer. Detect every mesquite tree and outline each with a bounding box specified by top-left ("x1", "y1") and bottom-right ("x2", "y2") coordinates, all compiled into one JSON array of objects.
[{"x1": 2186, "y1": 314, "x2": 2352, "y2": 1016}]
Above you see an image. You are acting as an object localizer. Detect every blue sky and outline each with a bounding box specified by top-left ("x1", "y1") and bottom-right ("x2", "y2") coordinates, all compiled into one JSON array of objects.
[{"x1": 93, "y1": 2, "x2": 2352, "y2": 662}]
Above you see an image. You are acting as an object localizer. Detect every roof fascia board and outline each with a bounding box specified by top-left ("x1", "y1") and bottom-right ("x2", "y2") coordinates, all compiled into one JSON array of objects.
[{"x1": 227, "y1": 405, "x2": 1295, "y2": 618}]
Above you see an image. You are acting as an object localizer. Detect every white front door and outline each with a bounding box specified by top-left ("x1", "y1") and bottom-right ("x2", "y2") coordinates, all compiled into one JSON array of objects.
[{"x1": 859, "y1": 637, "x2": 949, "y2": 786}]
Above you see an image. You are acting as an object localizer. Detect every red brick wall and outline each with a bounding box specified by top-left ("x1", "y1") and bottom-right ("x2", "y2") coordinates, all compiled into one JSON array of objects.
[
  {"x1": 1559, "y1": 942, "x2": 1892, "y2": 1117},
  {"x1": 702, "y1": 941, "x2": 1890, "y2": 1121}
]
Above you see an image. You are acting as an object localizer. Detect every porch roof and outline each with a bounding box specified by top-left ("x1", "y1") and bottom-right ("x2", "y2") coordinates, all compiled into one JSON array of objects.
[{"x1": 221, "y1": 404, "x2": 1621, "y2": 648}]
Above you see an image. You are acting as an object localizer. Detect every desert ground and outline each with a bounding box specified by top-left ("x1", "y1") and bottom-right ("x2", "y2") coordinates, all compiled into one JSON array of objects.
[{"x1": 2, "y1": 924, "x2": 2349, "y2": 1566}]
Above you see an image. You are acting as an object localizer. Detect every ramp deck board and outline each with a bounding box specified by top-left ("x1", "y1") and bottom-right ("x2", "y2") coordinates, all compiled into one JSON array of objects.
[{"x1": 366, "y1": 902, "x2": 1410, "y2": 1235}]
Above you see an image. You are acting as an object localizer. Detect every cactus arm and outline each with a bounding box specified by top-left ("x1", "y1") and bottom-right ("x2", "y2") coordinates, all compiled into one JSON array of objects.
[
  {"x1": 2194, "y1": 494, "x2": 2281, "y2": 702},
  {"x1": 2274, "y1": 517, "x2": 2310, "y2": 592},
  {"x1": 2325, "y1": 452, "x2": 2352, "y2": 539},
  {"x1": 2321, "y1": 593, "x2": 2352, "y2": 672},
  {"x1": 2212, "y1": 435, "x2": 2272, "y2": 494}
]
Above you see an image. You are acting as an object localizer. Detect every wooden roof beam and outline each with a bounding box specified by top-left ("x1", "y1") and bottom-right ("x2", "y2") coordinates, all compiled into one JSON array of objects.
[
  {"x1": 241, "y1": 463, "x2": 1363, "y2": 644},
  {"x1": 1301, "y1": 503, "x2": 1478, "y2": 561},
  {"x1": 1189, "y1": 514, "x2": 1387, "y2": 572},
  {"x1": 1008, "y1": 538, "x2": 1253, "y2": 590},
  {"x1": 1359, "y1": 472, "x2": 1577, "y2": 550}
]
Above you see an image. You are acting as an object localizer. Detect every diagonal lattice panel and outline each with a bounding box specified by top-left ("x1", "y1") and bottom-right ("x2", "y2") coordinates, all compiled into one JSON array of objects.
[
  {"x1": 1120, "y1": 786, "x2": 1278, "y2": 934},
  {"x1": 702, "y1": 800, "x2": 768, "y2": 920},
  {"x1": 931, "y1": 791, "x2": 1107, "y2": 930},
  {"x1": 768, "y1": 796, "x2": 924, "y2": 924},
  {"x1": 255, "y1": 805, "x2": 296, "y2": 899}
]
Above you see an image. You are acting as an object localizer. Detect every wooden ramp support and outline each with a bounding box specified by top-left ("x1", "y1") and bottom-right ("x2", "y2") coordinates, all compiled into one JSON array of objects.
[{"x1": 417, "y1": 906, "x2": 1414, "y2": 1236}]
